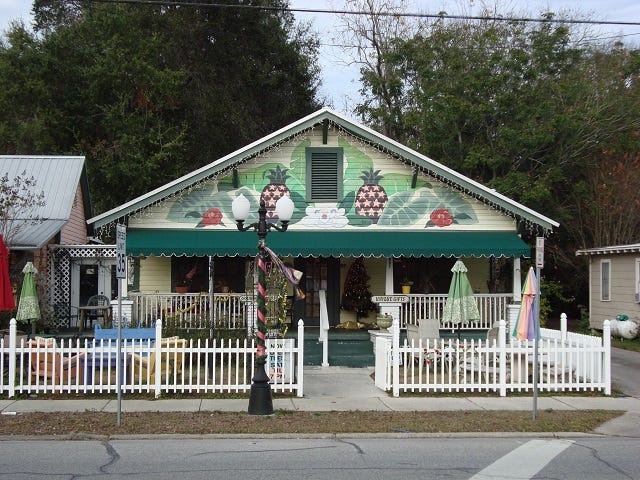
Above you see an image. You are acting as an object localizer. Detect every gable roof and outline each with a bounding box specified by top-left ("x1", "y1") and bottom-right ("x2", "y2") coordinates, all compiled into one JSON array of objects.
[
  {"x1": 576, "y1": 243, "x2": 640, "y2": 256},
  {"x1": 88, "y1": 108, "x2": 558, "y2": 232},
  {"x1": 0, "y1": 156, "x2": 91, "y2": 250}
]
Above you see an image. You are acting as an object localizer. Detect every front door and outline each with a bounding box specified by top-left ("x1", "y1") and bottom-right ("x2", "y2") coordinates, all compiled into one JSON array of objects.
[
  {"x1": 71, "y1": 260, "x2": 116, "y2": 309},
  {"x1": 294, "y1": 257, "x2": 340, "y2": 327}
]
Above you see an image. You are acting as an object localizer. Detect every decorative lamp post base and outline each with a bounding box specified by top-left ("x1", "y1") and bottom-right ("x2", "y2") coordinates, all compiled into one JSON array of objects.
[{"x1": 248, "y1": 356, "x2": 273, "y2": 415}]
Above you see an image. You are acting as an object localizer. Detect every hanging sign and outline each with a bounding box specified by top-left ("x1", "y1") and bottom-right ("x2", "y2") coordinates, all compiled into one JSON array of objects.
[{"x1": 536, "y1": 237, "x2": 545, "y2": 269}]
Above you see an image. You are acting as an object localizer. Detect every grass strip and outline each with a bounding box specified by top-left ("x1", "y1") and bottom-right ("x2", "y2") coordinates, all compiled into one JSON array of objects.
[{"x1": 0, "y1": 410, "x2": 622, "y2": 436}]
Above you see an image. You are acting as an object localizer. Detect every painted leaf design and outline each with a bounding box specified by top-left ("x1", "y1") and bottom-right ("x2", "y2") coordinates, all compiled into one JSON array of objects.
[
  {"x1": 429, "y1": 186, "x2": 477, "y2": 225},
  {"x1": 167, "y1": 185, "x2": 260, "y2": 225},
  {"x1": 290, "y1": 138, "x2": 310, "y2": 174},
  {"x1": 377, "y1": 189, "x2": 432, "y2": 225},
  {"x1": 338, "y1": 137, "x2": 373, "y2": 190},
  {"x1": 339, "y1": 191, "x2": 356, "y2": 215}
]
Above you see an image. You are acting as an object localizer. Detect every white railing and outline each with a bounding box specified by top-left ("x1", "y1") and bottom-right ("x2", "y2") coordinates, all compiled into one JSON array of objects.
[
  {"x1": 378, "y1": 319, "x2": 611, "y2": 396},
  {"x1": 0, "y1": 318, "x2": 304, "y2": 398},
  {"x1": 401, "y1": 294, "x2": 511, "y2": 330},
  {"x1": 129, "y1": 293, "x2": 247, "y2": 330}
]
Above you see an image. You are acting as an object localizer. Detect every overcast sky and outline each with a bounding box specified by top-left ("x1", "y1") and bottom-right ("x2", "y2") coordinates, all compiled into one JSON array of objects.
[{"x1": 2, "y1": 1, "x2": 640, "y2": 115}]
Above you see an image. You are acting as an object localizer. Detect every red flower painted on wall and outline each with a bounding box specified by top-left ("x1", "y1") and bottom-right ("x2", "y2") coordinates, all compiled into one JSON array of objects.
[
  {"x1": 201, "y1": 207, "x2": 224, "y2": 226},
  {"x1": 185, "y1": 207, "x2": 226, "y2": 228},
  {"x1": 429, "y1": 208, "x2": 454, "y2": 228}
]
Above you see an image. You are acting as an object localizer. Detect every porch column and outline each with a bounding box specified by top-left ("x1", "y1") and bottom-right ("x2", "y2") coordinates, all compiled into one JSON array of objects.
[
  {"x1": 512, "y1": 257, "x2": 522, "y2": 302},
  {"x1": 385, "y1": 258, "x2": 394, "y2": 295},
  {"x1": 372, "y1": 295, "x2": 408, "y2": 327}
]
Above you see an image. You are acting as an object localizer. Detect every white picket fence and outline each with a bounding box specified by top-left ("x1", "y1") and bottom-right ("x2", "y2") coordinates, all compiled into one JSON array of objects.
[
  {"x1": 376, "y1": 319, "x2": 611, "y2": 396},
  {"x1": 1, "y1": 319, "x2": 305, "y2": 398}
]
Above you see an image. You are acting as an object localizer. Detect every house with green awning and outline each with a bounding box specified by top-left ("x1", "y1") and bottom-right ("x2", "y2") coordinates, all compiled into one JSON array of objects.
[{"x1": 88, "y1": 108, "x2": 558, "y2": 331}]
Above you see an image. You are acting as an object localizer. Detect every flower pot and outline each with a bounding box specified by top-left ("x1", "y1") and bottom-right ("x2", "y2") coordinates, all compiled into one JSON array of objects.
[
  {"x1": 376, "y1": 315, "x2": 393, "y2": 329},
  {"x1": 401, "y1": 285, "x2": 411, "y2": 294},
  {"x1": 175, "y1": 286, "x2": 189, "y2": 294}
]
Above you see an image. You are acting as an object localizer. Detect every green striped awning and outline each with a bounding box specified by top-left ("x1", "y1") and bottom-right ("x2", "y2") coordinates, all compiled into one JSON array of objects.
[{"x1": 126, "y1": 229, "x2": 531, "y2": 258}]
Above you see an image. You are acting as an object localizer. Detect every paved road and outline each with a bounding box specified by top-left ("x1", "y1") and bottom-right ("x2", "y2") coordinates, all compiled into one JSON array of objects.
[
  {"x1": 1, "y1": 437, "x2": 639, "y2": 479},
  {"x1": 611, "y1": 347, "x2": 640, "y2": 398}
]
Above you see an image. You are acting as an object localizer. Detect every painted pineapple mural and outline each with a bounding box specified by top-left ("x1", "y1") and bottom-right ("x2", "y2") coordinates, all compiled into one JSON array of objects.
[
  {"x1": 355, "y1": 168, "x2": 388, "y2": 224},
  {"x1": 261, "y1": 165, "x2": 291, "y2": 220}
]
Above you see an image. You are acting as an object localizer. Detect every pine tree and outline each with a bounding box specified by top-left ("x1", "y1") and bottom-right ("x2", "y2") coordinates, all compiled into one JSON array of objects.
[{"x1": 341, "y1": 257, "x2": 375, "y2": 320}]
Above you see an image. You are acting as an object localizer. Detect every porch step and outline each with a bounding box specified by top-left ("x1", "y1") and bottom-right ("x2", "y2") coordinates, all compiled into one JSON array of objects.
[
  {"x1": 289, "y1": 328, "x2": 488, "y2": 367},
  {"x1": 296, "y1": 329, "x2": 375, "y2": 367}
]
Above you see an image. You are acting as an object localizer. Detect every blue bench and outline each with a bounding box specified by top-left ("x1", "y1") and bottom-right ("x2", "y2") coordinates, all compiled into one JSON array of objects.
[
  {"x1": 94, "y1": 324, "x2": 156, "y2": 343},
  {"x1": 85, "y1": 324, "x2": 158, "y2": 386}
]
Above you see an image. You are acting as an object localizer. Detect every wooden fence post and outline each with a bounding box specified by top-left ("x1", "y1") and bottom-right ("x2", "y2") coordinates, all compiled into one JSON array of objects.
[
  {"x1": 297, "y1": 319, "x2": 304, "y2": 398},
  {"x1": 154, "y1": 319, "x2": 163, "y2": 398},
  {"x1": 560, "y1": 313, "x2": 567, "y2": 343},
  {"x1": 603, "y1": 319, "x2": 611, "y2": 395},
  {"x1": 8, "y1": 318, "x2": 16, "y2": 398},
  {"x1": 499, "y1": 319, "x2": 507, "y2": 397},
  {"x1": 392, "y1": 316, "x2": 400, "y2": 398}
]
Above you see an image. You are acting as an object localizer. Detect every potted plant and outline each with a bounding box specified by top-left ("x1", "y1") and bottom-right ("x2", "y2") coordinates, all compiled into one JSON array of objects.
[
  {"x1": 176, "y1": 264, "x2": 197, "y2": 293},
  {"x1": 175, "y1": 277, "x2": 191, "y2": 294},
  {"x1": 376, "y1": 312, "x2": 393, "y2": 330},
  {"x1": 401, "y1": 278, "x2": 413, "y2": 294}
]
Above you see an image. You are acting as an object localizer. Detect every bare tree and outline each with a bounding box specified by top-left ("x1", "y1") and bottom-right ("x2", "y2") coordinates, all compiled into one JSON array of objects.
[
  {"x1": 0, "y1": 171, "x2": 46, "y2": 246},
  {"x1": 334, "y1": 0, "x2": 418, "y2": 137}
]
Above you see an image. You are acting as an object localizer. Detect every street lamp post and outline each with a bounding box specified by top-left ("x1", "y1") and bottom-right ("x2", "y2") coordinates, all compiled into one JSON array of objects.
[{"x1": 231, "y1": 193, "x2": 294, "y2": 415}]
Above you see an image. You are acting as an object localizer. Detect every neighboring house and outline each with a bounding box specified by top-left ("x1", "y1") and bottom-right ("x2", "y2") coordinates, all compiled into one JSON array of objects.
[
  {"x1": 88, "y1": 108, "x2": 558, "y2": 329},
  {"x1": 576, "y1": 243, "x2": 640, "y2": 330},
  {"x1": 0, "y1": 156, "x2": 114, "y2": 328}
]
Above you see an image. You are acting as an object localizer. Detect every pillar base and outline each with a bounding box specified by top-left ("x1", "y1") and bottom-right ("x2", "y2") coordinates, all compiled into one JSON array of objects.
[{"x1": 248, "y1": 356, "x2": 273, "y2": 415}]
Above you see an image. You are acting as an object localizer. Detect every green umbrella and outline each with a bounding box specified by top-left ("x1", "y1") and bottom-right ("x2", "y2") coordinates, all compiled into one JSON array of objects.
[
  {"x1": 442, "y1": 260, "x2": 480, "y2": 338},
  {"x1": 16, "y1": 262, "x2": 41, "y2": 334}
]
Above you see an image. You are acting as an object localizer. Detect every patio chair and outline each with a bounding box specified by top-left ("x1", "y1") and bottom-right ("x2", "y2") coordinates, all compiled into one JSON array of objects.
[
  {"x1": 456, "y1": 324, "x2": 510, "y2": 383},
  {"x1": 85, "y1": 295, "x2": 111, "y2": 328},
  {"x1": 131, "y1": 337, "x2": 187, "y2": 383},
  {"x1": 406, "y1": 319, "x2": 440, "y2": 364},
  {"x1": 27, "y1": 338, "x2": 85, "y2": 392},
  {"x1": 406, "y1": 318, "x2": 440, "y2": 343}
]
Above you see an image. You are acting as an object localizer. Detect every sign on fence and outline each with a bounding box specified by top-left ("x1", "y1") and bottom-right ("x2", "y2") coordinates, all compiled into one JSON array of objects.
[{"x1": 267, "y1": 338, "x2": 295, "y2": 382}]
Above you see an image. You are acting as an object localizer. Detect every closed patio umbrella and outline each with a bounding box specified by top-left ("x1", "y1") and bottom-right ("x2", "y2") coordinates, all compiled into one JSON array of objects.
[
  {"x1": 16, "y1": 262, "x2": 40, "y2": 334},
  {"x1": 512, "y1": 266, "x2": 540, "y2": 341},
  {"x1": 512, "y1": 266, "x2": 541, "y2": 419},
  {"x1": 442, "y1": 259, "x2": 480, "y2": 339},
  {"x1": 0, "y1": 235, "x2": 15, "y2": 311}
]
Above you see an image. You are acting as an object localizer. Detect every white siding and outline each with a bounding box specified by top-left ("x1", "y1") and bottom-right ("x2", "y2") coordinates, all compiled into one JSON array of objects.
[
  {"x1": 139, "y1": 256, "x2": 171, "y2": 293},
  {"x1": 589, "y1": 253, "x2": 640, "y2": 329}
]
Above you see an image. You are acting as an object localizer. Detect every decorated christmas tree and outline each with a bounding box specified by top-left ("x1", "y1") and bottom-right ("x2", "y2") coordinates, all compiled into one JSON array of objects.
[{"x1": 341, "y1": 257, "x2": 375, "y2": 319}]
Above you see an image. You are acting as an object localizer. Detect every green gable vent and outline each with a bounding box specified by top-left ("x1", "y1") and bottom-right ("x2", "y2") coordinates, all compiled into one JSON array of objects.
[{"x1": 306, "y1": 148, "x2": 343, "y2": 202}]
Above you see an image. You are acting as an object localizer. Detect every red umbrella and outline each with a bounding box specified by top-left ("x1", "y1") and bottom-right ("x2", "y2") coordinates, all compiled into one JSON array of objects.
[{"x1": 0, "y1": 234, "x2": 15, "y2": 311}]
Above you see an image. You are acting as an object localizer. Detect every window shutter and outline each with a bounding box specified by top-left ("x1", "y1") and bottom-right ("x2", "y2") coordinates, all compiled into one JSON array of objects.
[
  {"x1": 306, "y1": 148, "x2": 343, "y2": 202},
  {"x1": 311, "y1": 152, "x2": 338, "y2": 200}
]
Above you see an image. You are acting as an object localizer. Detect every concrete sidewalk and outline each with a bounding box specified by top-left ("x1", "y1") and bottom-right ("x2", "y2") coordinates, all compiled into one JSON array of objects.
[{"x1": 1, "y1": 366, "x2": 638, "y2": 415}]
